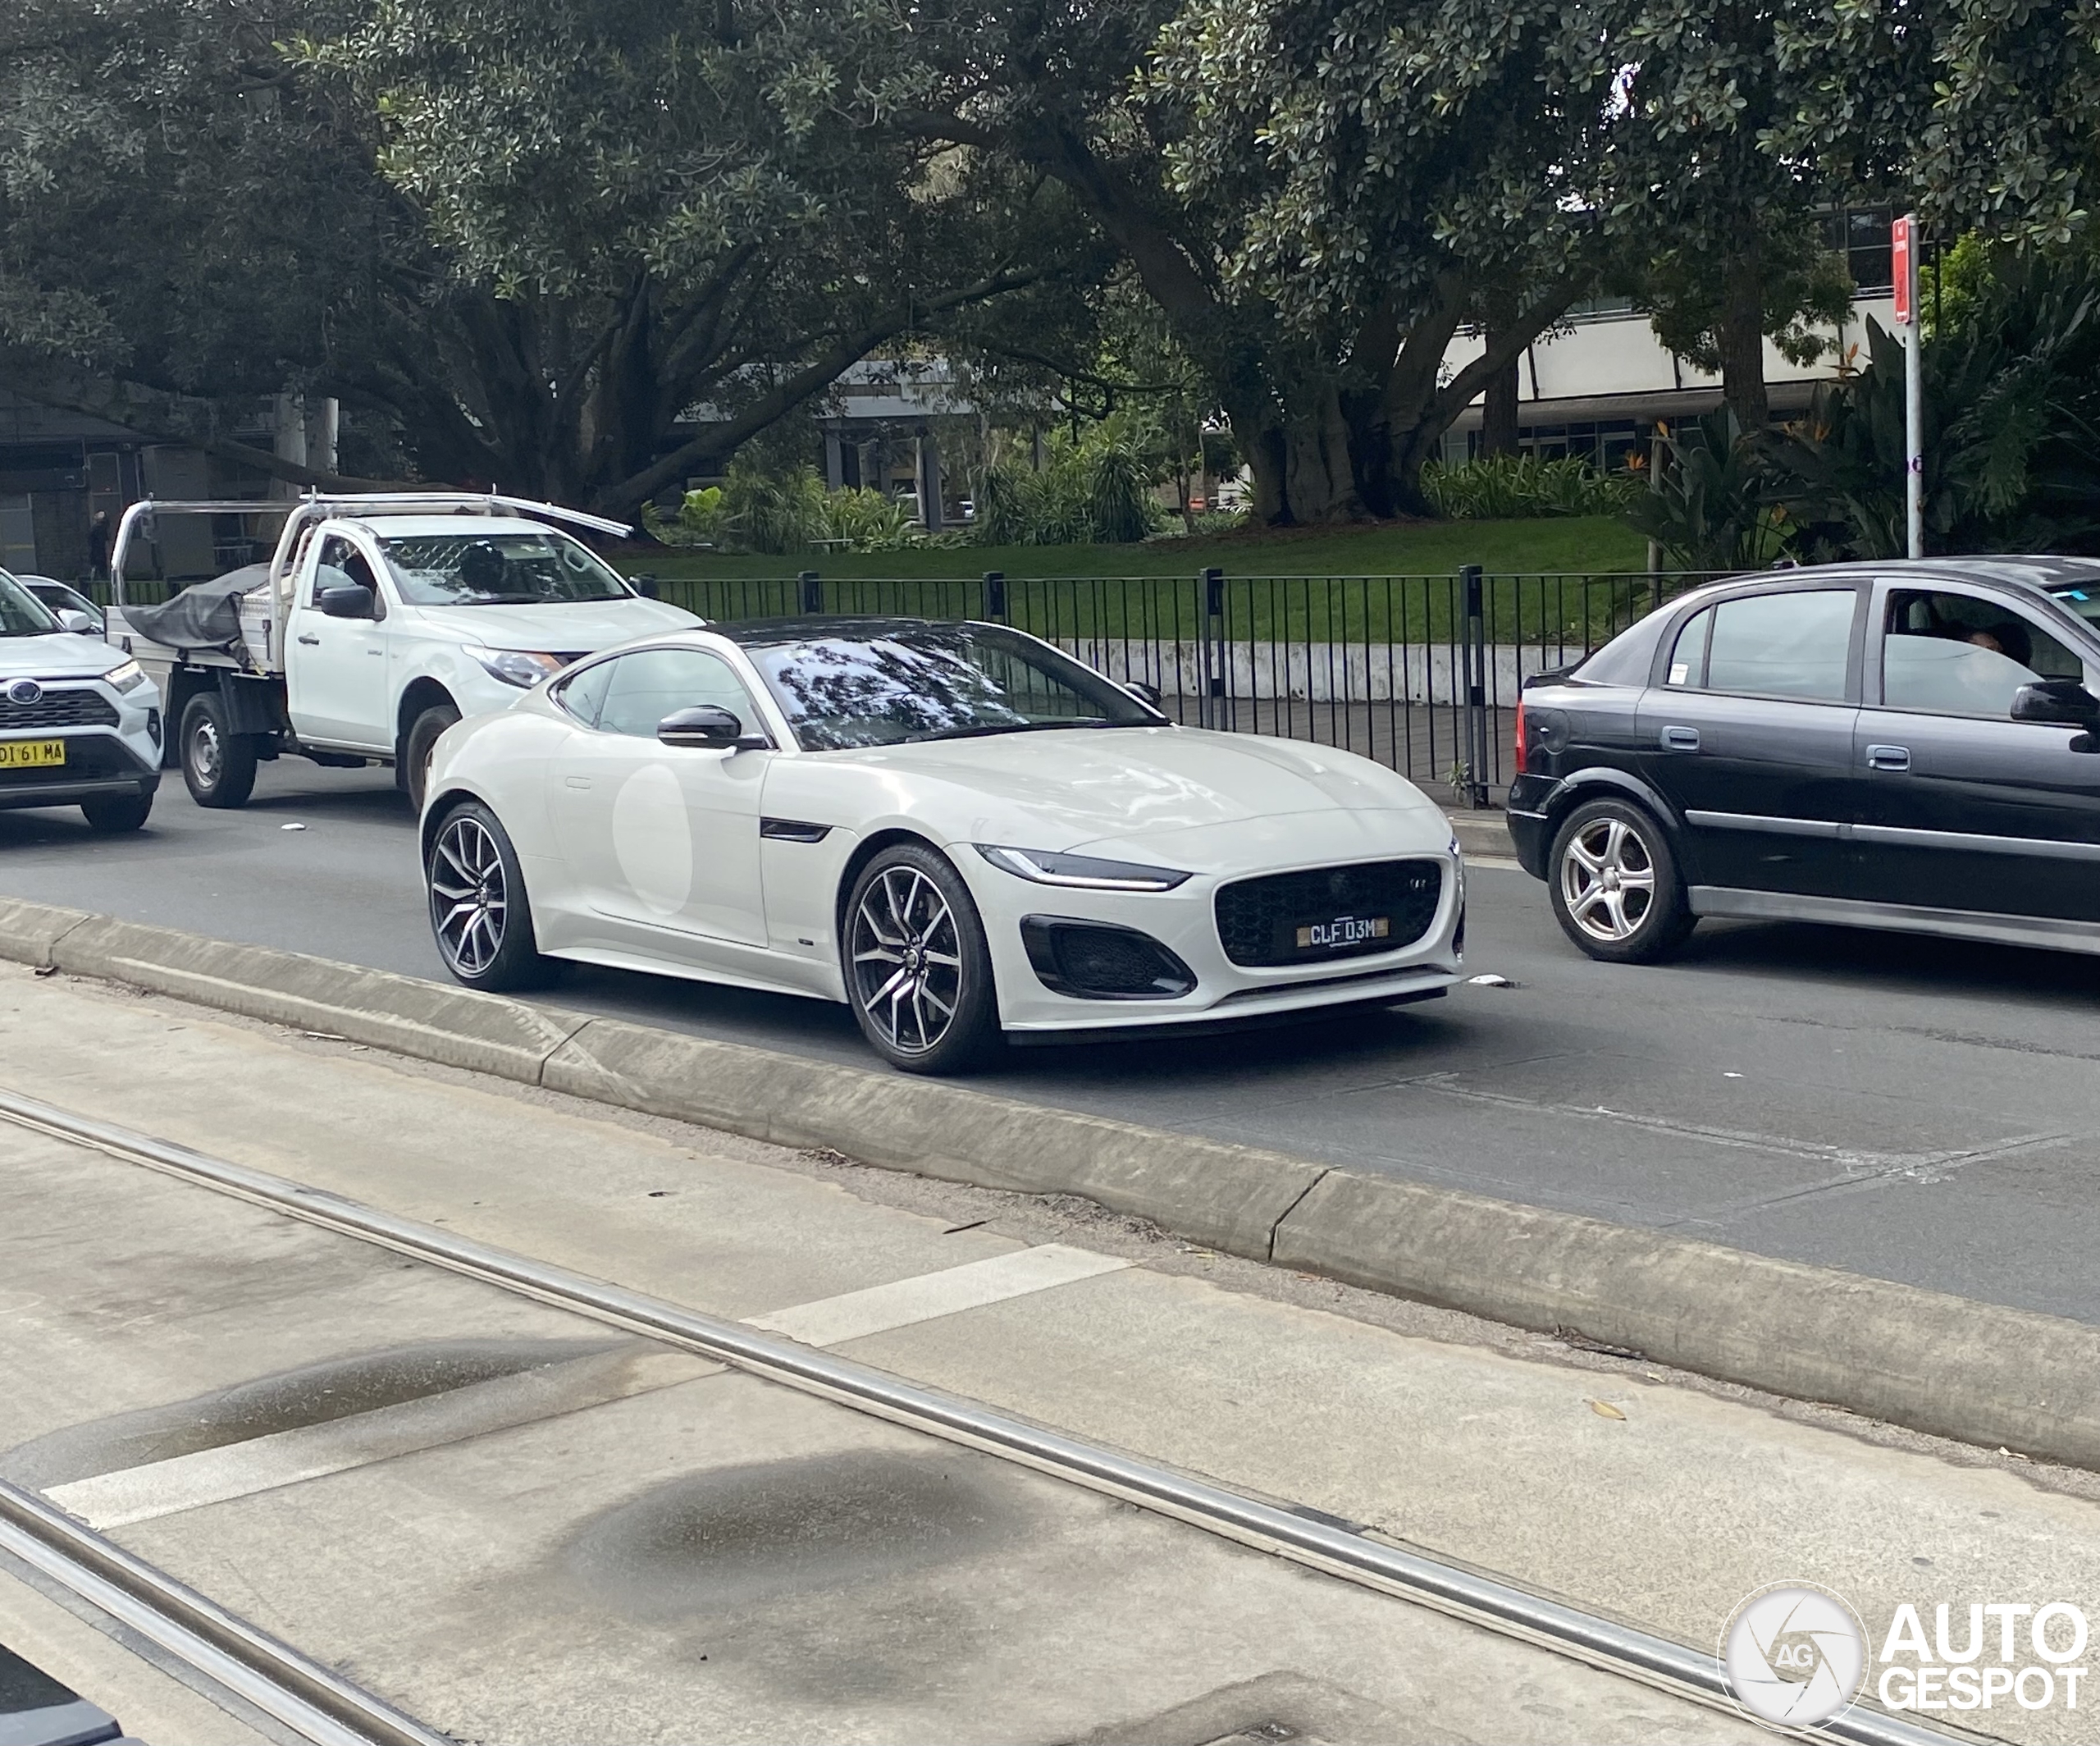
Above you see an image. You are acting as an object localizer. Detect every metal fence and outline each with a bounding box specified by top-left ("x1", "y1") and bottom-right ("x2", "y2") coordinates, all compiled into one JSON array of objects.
[{"x1": 652, "y1": 568, "x2": 1718, "y2": 804}]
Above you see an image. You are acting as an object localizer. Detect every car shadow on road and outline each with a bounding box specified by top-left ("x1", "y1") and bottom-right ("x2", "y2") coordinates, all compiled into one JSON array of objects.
[{"x1": 1677, "y1": 916, "x2": 2100, "y2": 1011}]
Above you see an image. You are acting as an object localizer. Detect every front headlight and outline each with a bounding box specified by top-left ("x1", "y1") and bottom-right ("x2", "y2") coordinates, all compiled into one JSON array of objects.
[
  {"x1": 975, "y1": 844, "x2": 1191, "y2": 892},
  {"x1": 104, "y1": 659, "x2": 148, "y2": 693},
  {"x1": 466, "y1": 647, "x2": 566, "y2": 688}
]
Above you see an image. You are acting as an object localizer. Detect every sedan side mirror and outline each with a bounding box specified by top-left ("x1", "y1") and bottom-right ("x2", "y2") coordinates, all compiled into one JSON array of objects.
[
  {"x1": 2011, "y1": 679, "x2": 2100, "y2": 727},
  {"x1": 317, "y1": 585, "x2": 377, "y2": 621},
  {"x1": 57, "y1": 609, "x2": 98, "y2": 635},
  {"x1": 1122, "y1": 679, "x2": 1165, "y2": 711},
  {"x1": 658, "y1": 705, "x2": 767, "y2": 751}
]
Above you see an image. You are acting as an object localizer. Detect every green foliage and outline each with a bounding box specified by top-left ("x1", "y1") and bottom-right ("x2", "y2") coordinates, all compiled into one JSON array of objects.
[
  {"x1": 973, "y1": 423, "x2": 1166, "y2": 546},
  {"x1": 1422, "y1": 456, "x2": 1641, "y2": 520},
  {"x1": 1625, "y1": 411, "x2": 1792, "y2": 572},
  {"x1": 647, "y1": 466, "x2": 921, "y2": 555}
]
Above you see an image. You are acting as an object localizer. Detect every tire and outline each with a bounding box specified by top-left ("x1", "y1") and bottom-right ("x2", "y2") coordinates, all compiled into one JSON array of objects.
[
  {"x1": 179, "y1": 692, "x2": 258, "y2": 808},
  {"x1": 842, "y1": 842, "x2": 1001, "y2": 1074},
  {"x1": 403, "y1": 702, "x2": 462, "y2": 814},
  {"x1": 426, "y1": 799, "x2": 554, "y2": 991},
  {"x1": 81, "y1": 789, "x2": 153, "y2": 834},
  {"x1": 1546, "y1": 797, "x2": 1696, "y2": 964}
]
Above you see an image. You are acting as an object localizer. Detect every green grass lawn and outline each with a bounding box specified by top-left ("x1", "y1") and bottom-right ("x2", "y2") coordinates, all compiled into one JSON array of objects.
[{"x1": 626, "y1": 514, "x2": 1648, "y2": 582}]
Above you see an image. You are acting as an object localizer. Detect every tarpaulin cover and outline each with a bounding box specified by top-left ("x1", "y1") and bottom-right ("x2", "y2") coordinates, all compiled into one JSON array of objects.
[{"x1": 123, "y1": 564, "x2": 272, "y2": 650}]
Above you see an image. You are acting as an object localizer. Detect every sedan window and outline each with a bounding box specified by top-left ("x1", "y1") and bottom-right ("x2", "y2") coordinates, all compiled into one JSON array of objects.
[
  {"x1": 595, "y1": 647, "x2": 757, "y2": 738},
  {"x1": 1669, "y1": 590, "x2": 1854, "y2": 700},
  {"x1": 1882, "y1": 588, "x2": 2087, "y2": 717}
]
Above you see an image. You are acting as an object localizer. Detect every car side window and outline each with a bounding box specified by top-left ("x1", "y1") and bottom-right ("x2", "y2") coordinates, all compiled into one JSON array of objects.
[
  {"x1": 555, "y1": 659, "x2": 616, "y2": 728},
  {"x1": 313, "y1": 535, "x2": 381, "y2": 610},
  {"x1": 1664, "y1": 607, "x2": 1713, "y2": 687},
  {"x1": 1668, "y1": 590, "x2": 1855, "y2": 701},
  {"x1": 1881, "y1": 588, "x2": 2089, "y2": 718},
  {"x1": 595, "y1": 647, "x2": 756, "y2": 738}
]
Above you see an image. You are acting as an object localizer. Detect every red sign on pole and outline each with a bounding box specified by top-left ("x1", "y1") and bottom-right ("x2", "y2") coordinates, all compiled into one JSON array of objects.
[{"x1": 1892, "y1": 214, "x2": 1915, "y2": 326}]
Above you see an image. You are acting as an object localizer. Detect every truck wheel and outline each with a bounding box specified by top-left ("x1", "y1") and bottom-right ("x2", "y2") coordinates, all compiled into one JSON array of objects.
[
  {"x1": 180, "y1": 693, "x2": 258, "y2": 808},
  {"x1": 404, "y1": 703, "x2": 461, "y2": 814},
  {"x1": 82, "y1": 790, "x2": 153, "y2": 834}
]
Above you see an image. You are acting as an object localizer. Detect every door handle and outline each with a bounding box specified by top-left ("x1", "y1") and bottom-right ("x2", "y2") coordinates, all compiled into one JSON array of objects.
[
  {"x1": 1659, "y1": 725, "x2": 1701, "y2": 752},
  {"x1": 367, "y1": 647, "x2": 384, "y2": 656},
  {"x1": 296, "y1": 633, "x2": 320, "y2": 646},
  {"x1": 1866, "y1": 744, "x2": 1911, "y2": 772},
  {"x1": 563, "y1": 775, "x2": 591, "y2": 790}
]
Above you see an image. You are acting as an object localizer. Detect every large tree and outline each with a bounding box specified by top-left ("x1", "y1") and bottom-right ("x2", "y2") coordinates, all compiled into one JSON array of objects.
[
  {"x1": 0, "y1": 0, "x2": 1079, "y2": 514},
  {"x1": 822, "y1": 0, "x2": 1629, "y2": 523}
]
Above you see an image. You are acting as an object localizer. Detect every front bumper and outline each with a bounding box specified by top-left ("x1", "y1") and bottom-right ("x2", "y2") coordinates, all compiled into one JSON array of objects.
[
  {"x1": 966, "y1": 838, "x2": 1467, "y2": 1035},
  {"x1": 0, "y1": 700, "x2": 162, "y2": 812}
]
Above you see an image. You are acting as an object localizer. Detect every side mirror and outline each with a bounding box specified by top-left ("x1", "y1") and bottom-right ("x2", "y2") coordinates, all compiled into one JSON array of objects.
[
  {"x1": 1122, "y1": 679, "x2": 1165, "y2": 711},
  {"x1": 317, "y1": 585, "x2": 377, "y2": 621},
  {"x1": 658, "y1": 704, "x2": 765, "y2": 751},
  {"x1": 2011, "y1": 679, "x2": 2100, "y2": 727},
  {"x1": 628, "y1": 574, "x2": 660, "y2": 599},
  {"x1": 57, "y1": 609, "x2": 98, "y2": 635}
]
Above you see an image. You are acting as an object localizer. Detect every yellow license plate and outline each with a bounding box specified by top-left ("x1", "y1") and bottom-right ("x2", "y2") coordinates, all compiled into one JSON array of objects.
[{"x1": 0, "y1": 740, "x2": 66, "y2": 768}]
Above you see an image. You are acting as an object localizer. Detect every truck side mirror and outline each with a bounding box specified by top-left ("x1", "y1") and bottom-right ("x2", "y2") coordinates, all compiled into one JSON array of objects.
[{"x1": 317, "y1": 586, "x2": 377, "y2": 621}]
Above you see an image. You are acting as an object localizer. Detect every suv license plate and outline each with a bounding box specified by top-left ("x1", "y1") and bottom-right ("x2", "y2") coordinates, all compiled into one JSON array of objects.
[
  {"x1": 0, "y1": 740, "x2": 65, "y2": 768},
  {"x1": 1294, "y1": 914, "x2": 1390, "y2": 952}
]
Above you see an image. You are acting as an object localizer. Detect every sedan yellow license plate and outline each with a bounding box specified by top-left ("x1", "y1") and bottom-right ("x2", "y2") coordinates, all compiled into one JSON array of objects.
[
  {"x1": 1295, "y1": 914, "x2": 1390, "y2": 951},
  {"x1": 0, "y1": 739, "x2": 65, "y2": 768}
]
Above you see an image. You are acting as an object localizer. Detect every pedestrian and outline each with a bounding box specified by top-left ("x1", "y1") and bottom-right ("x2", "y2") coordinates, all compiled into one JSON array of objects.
[{"x1": 85, "y1": 510, "x2": 110, "y2": 582}]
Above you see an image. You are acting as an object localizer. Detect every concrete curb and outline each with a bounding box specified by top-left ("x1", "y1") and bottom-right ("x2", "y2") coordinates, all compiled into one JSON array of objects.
[
  {"x1": 1447, "y1": 811, "x2": 1517, "y2": 861},
  {"x1": 2, "y1": 894, "x2": 2093, "y2": 1468}
]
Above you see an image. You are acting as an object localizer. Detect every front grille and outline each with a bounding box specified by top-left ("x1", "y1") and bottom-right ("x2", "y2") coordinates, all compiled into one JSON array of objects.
[
  {"x1": 0, "y1": 688, "x2": 118, "y2": 730},
  {"x1": 1215, "y1": 858, "x2": 1444, "y2": 967}
]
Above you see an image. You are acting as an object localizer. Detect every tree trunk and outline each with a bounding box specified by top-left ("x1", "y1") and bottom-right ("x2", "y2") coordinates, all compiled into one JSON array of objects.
[
  {"x1": 1481, "y1": 352, "x2": 1521, "y2": 457},
  {"x1": 1235, "y1": 400, "x2": 1367, "y2": 526},
  {"x1": 1717, "y1": 264, "x2": 1769, "y2": 433}
]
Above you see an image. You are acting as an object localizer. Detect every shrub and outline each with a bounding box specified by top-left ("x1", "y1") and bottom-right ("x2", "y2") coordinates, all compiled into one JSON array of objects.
[
  {"x1": 970, "y1": 423, "x2": 1166, "y2": 546},
  {"x1": 1421, "y1": 455, "x2": 1641, "y2": 519}
]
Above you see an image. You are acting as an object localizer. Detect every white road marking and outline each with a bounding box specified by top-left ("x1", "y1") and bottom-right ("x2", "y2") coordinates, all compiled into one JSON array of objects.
[
  {"x1": 745, "y1": 1243, "x2": 1130, "y2": 1348},
  {"x1": 41, "y1": 1243, "x2": 1129, "y2": 1529}
]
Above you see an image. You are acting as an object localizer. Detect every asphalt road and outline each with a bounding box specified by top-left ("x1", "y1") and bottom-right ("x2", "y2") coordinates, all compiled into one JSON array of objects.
[{"x1": 9, "y1": 760, "x2": 2100, "y2": 1326}]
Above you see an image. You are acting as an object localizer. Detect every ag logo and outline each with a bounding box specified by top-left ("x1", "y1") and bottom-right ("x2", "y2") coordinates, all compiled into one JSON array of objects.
[{"x1": 1721, "y1": 1583, "x2": 1868, "y2": 1728}]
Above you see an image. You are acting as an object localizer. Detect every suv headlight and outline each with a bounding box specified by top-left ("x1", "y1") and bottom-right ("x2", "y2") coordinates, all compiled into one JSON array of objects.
[
  {"x1": 975, "y1": 844, "x2": 1191, "y2": 891},
  {"x1": 104, "y1": 659, "x2": 148, "y2": 693},
  {"x1": 466, "y1": 647, "x2": 566, "y2": 688}
]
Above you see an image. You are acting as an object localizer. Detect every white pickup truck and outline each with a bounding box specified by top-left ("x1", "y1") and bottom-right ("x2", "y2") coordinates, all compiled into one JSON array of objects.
[{"x1": 106, "y1": 493, "x2": 699, "y2": 810}]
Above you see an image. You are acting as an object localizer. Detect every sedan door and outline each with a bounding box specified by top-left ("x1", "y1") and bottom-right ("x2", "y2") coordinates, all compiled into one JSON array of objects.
[
  {"x1": 1635, "y1": 585, "x2": 1866, "y2": 898},
  {"x1": 549, "y1": 645, "x2": 772, "y2": 948},
  {"x1": 1854, "y1": 581, "x2": 2100, "y2": 924}
]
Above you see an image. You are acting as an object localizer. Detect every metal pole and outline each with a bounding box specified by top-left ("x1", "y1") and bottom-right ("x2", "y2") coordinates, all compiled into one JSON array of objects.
[
  {"x1": 1461, "y1": 564, "x2": 1490, "y2": 808},
  {"x1": 1895, "y1": 213, "x2": 1924, "y2": 559}
]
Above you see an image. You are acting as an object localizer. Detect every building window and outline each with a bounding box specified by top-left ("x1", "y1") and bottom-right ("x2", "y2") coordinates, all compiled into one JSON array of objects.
[{"x1": 1822, "y1": 207, "x2": 1894, "y2": 295}]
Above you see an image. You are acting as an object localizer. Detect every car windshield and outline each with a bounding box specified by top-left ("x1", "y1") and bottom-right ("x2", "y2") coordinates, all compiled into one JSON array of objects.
[
  {"x1": 0, "y1": 571, "x2": 64, "y2": 638},
  {"x1": 377, "y1": 530, "x2": 632, "y2": 606},
  {"x1": 746, "y1": 624, "x2": 1158, "y2": 751}
]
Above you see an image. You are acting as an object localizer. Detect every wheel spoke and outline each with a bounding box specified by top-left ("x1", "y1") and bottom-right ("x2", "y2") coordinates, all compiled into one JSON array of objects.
[{"x1": 1566, "y1": 836, "x2": 1605, "y2": 873}]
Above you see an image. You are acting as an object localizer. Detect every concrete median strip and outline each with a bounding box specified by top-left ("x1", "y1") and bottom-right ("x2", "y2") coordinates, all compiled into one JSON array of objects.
[{"x1": 4, "y1": 890, "x2": 2098, "y2": 1469}]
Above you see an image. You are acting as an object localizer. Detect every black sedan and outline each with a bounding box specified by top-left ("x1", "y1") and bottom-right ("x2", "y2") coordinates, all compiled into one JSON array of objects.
[{"x1": 1507, "y1": 556, "x2": 2100, "y2": 962}]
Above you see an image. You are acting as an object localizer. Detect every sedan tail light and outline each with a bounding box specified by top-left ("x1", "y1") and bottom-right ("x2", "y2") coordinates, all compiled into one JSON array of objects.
[{"x1": 1513, "y1": 696, "x2": 1527, "y2": 773}]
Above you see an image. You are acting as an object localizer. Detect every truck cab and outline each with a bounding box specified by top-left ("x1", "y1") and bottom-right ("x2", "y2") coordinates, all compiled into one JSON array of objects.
[{"x1": 106, "y1": 494, "x2": 698, "y2": 811}]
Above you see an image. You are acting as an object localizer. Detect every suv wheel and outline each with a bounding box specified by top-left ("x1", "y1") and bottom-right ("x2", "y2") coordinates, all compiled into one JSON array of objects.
[
  {"x1": 180, "y1": 692, "x2": 258, "y2": 808},
  {"x1": 82, "y1": 790, "x2": 153, "y2": 834},
  {"x1": 842, "y1": 843, "x2": 1001, "y2": 1073},
  {"x1": 1547, "y1": 798, "x2": 1695, "y2": 964}
]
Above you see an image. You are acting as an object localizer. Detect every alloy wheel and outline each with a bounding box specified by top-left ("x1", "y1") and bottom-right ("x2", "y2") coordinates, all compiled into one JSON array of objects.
[
  {"x1": 1559, "y1": 815, "x2": 1656, "y2": 943},
  {"x1": 430, "y1": 813, "x2": 508, "y2": 976},
  {"x1": 849, "y1": 865, "x2": 964, "y2": 1056}
]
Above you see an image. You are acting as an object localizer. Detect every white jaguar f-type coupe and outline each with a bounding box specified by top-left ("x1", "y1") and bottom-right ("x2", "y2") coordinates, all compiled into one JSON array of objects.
[{"x1": 421, "y1": 618, "x2": 1464, "y2": 1072}]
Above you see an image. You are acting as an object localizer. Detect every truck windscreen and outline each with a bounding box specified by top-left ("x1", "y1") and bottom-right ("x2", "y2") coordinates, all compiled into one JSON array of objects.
[{"x1": 378, "y1": 532, "x2": 632, "y2": 606}]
